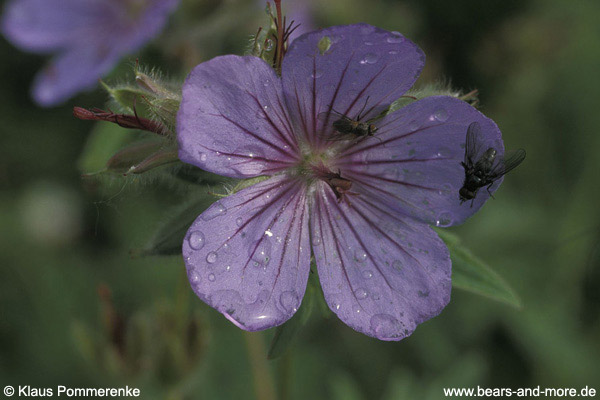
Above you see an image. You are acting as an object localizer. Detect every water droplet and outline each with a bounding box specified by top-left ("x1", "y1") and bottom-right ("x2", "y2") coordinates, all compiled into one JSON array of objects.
[
  {"x1": 250, "y1": 239, "x2": 272, "y2": 267},
  {"x1": 206, "y1": 251, "x2": 218, "y2": 264},
  {"x1": 280, "y1": 291, "x2": 299, "y2": 313},
  {"x1": 312, "y1": 235, "x2": 322, "y2": 246},
  {"x1": 362, "y1": 270, "x2": 373, "y2": 279},
  {"x1": 201, "y1": 201, "x2": 227, "y2": 221},
  {"x1": 435, "y1": 212, "x2": 453, "y2": 227},
  {"x1": 310, "y1": 70, "x2": 323, "y2": 78},
  {"x1": 354, "y1": 248, "x2": 367, "y2": 262},
  {"x1": 392, "y1": 260, "x2": 403, "y2": 273},
  {"x1": 199, "y1": 152, "x2": 207, "y2": 162},
  {"x1": 408, "y1": 120, "x2": 421, "y2": 131},
  {"x1": 388, "y1": 50, "x2": 398, "y2": 55},
  {"x1": 359, "y1": 53, "x2": 379, "y2": 65},
  {"x1": 236, "y1": 217, "x2": 243, "y2": 227},
  {"x1": 386, "y1": 32, "x2": 405, "y2": 43},
  {"x1": 255, "y1": 109, "x2": 266, "y2": 119},
  {"x1": 188, "y1": 231, "x2": 206, "y2": 250},
  {"x1": 189, "y1": 270, "x2": 200, "y2": 283},
  {"x1": 265, "y1": 39, "x2": 274, "y2": 51},
  {"x1": 433, "y1": 108, "x2": 449, "y2": 122},
  {"x1": 370, "y1": 314, "x2": 403, "y2": 339},
  {"x1": 354, "y1": 288, "x2": 368, "y2": 300},
  {"x1": 263, "y1": 79, "x2": 270, "y2": 87},
  {"x1": 364, "y1": 41, "x2": 374, "y2": 46},
  {"x1": 371, "y1": 292, "x2": 380, "y2": 300},
  {"x1": 208, "y1": 273, "x2": 216, "y2": 282}
]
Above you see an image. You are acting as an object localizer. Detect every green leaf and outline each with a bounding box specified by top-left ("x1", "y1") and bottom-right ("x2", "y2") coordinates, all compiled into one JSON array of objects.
[
  {"x1": 437, "y1": 229, "x2": 522, "y2": 308},
  {"x1": 136, "y1": 197, "x2": 215, "y2": 256},
  {"x1": 267, "y1": 276, "x2": 316, "y2": 360}
]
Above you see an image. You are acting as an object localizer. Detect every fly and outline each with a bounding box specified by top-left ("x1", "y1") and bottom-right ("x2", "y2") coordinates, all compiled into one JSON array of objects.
[
  {"x1": 460, "y1": 122, "x2": 526, "y2": 206},
  {"x1": 318, "y1": 97, "x2": 378, "y2": 141},
  {"x1": 320, "y1": 170, "x2": 356, "y2": 203}
]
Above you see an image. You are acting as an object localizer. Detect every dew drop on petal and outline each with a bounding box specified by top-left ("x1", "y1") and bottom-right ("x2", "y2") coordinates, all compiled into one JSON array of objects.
[
  {"x1": 188, "y1": 231, "x2": 206, "y2": 250},
  {"x1": 371, "y1": 292, "x2": 380, "y2": 301},
  {"x1": 370, "y1": 314, "x2": 403, "y2": 338},
  {"x1": 280, "y1": 291, "x2": 300, "y2": 313},
  {"x1": 312, "y1": 235, "x2": 322, "y2": 246},
  {"x1": 408, "y1": 120, "x2": 421, "y2": 131},
  {"x1": 208, "y1": 273, "x2": 216, "y2": 282},
  {"x1": 198, "y1": 152, "x2": 207, "y2": 162},
  {"x1": 433, "y1": 108, "x2": 449, "y2": 122},
  {"x1": 386, "y1": 32, "x2": 405, "y2": 43},
  {"x1": 354, "y1": 248, "x2": 368, "y2": 262},
  {"x1": 435, "y1": 212, "x2": 453, "y2": 227},
  {"x1": 310, "y1": 70, "x2": 323, "y2": 78},
  {"x1": 354, "y1": 288, "x2": 368, "y2": 300},
  {"x1": 236, "y1": 217, "x2": 244, "y2": 227},
  {"x1": 206, "y1": 251, "x2": 218, "y2": 264},
  {"x1": 362, "y1": 270, "x2": 373, "y2": 279},
  {"x1": 359, "y1": 53, "x2": 379, "y2": 65},
  {"x1": 250, "y1": 239, "x2": 272, "y2": 267},
  {"x1": 189, "y1": 270, "x2": 200, "y2": 283},
  {"x1": 202, "y1": 201, "x2": 227, "y2": 221}
]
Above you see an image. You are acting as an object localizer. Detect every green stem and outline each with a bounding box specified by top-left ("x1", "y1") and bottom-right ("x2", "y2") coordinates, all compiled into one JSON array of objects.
[{"x1": 244, "y1": 332, "x2": 276, "y2": 400}]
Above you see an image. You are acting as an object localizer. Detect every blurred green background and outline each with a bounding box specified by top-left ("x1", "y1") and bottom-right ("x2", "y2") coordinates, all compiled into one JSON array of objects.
[{"x1": 1, "y1": 0, "x2": 599, "y2": 399}]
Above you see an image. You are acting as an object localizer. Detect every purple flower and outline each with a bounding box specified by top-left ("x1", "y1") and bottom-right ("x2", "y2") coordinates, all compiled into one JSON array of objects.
[
  {"x1": 1, "y1": 0, "x2": 178, "y2": 106},
  {"x1": 177, "y1": 24, "x2": 503, "y2": 340}
]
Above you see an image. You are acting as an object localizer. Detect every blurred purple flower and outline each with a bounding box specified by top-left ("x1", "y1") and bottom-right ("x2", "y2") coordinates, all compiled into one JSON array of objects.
[
  {"x1": 177, "y1": 24, "x2": 503, "y2": 340},
  {"x1": 1, "y1": 0, "x2": 178, "y2": 106}
]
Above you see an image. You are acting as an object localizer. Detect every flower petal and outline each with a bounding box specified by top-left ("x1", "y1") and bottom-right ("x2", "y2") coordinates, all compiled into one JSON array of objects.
[
  {"x1": 311, "y1": 183, "x2": 451, "y2": 341},
  {"x1": 183, "y1": 175, "x2": 311, "y2": 331},
  {"x1": 337, "y1": 96, "x2": 504, "y2": 226},
  {"x1": 1, "y1": 0, "x2": 107, "y2": 52},
  {"x1": 32, "y1": 46, "x2": 122, "y2": 106},
  {"x1": 282, "y1": 23, "x2": 424, "y2": 145},
  {"x1": 177, "y1": 55, "x2": 300, "y2": 178}
]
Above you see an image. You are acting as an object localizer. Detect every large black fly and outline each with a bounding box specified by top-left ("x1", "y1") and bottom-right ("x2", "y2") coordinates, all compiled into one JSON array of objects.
[{"x1": 460, "y1": 122, "x2": 526, "y2": 206}]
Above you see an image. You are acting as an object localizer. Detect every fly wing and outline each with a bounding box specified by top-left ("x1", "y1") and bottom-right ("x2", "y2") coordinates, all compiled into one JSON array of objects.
[
  {"x1": 465, "y1": 122, "x2": 482, "y2": 164},
  {"x1": 489, "y1": 148, "x2": 526, "y2": 179},
  {"x1": 317, "y1": 109, "x2": 345, "y2": 123}
]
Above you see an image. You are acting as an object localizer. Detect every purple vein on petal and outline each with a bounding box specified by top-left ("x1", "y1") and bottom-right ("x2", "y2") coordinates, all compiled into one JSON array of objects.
[
  {"x1": 241, "y1": 181, "x2": 302, "y2": 276},
  {"x1": 205, "y1": 112, "x2": 297, "y2": 161},
  {"x1": 341, "y1": 65, "x2": 387, "y2": 119},
  {"x1": 340, "y1": 122, "x2": 448, "y2": 159},
  {"x1": 315, "y1": 188, "x2": 365, "y2": 307},
  {"x1": 291, "y1": 74, "x2": 310, "y2": 144},
  {"x1": 349, "y1": 196, "x2": 437, "y2": 288},
  {"x1": 316, "y1": 53, "x2": 355, "y2": 147},
  {"x1": 336, "y1": 157, "x2": 452, "y2": 167},
  {"x1": 243, "y1": 89, "x2": 299, "y2": 153},
  {"x1": 267, "y1": 188, "x2": 307, "y2": 308}
]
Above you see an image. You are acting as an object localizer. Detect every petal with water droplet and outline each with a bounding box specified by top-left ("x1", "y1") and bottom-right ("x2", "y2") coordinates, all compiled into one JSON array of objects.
[
  {"x1": 310, "y1": 183, "x2": 451, "y2": 341},
  {"x1": 178, "y1": 55, "x2": 300, "y2": 178},
  {"x1": 338, "y1": 96, "x2": 504, "y2": 225},
  {"x1": 282, "y1": 23, "x2": 424, "y2": 146},
  {"x1": 183, "y1": 175, "x2": 311, "y2": 331}
]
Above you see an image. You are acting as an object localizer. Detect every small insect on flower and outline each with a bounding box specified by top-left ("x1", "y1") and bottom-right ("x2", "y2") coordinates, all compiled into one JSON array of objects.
[
  {"x1": 318, "y1": 97, "x2": 378, "y2": 141},
  {"x1": 320, "y1": 170, "x2": 355, "y2": 203},
  {"x1": 460, "y1": 122, "x2": 526, "y2": 206}
]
